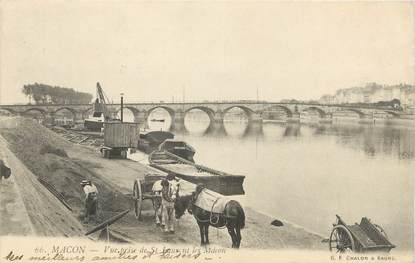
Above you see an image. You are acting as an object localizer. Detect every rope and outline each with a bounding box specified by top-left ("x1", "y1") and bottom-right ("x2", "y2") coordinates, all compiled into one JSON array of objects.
[{"x1": 209, "y1": 198, "x2": 221, "y2": 225}]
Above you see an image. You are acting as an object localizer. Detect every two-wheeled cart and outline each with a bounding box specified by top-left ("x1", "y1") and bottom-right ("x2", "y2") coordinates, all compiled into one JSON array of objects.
[
  {"x1": 132, "y1": 173, "x2": 166, "y2": 220},
  {"x1": 329, "y1": 215, "x2": 395, "y2": 253}
]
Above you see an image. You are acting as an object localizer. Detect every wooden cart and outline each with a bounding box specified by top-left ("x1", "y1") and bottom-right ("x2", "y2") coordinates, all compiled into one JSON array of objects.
[
  {"x1": 132, "y1": 173, "x2": 166, "y2": 220},
  {"x1": 329, "y1": 215, "x2": 395, "y2": 253},
  {"x1": 100, "y1": 122, "x2": 140, "y2": 159}
]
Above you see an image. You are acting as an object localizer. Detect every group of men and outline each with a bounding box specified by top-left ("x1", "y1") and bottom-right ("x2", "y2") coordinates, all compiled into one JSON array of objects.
[{"x1": 80, "y1": 174, "x2": 180, "y2": 233}]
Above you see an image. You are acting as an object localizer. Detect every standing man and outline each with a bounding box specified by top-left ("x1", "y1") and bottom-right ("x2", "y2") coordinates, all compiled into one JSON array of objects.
[
  {"x1": 81, "y1": 180, "x2": 99, "y2": 224},
  {"x1": 161, "y1": 174, "x2": 180, "y2": 233}
]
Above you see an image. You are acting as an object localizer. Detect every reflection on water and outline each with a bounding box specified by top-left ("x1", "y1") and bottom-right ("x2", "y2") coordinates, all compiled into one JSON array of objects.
[{"x1": 144, "y1": 111, "x2": 414, "y2": 249}]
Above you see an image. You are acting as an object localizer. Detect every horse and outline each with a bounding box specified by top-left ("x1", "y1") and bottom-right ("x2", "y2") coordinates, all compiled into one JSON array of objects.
[
  {"x1": 174, "y1": 188, "x2": 245, "y2": 248},
  {"x1": 161, "y1": 178, "x2": 179, "y2": 233}
]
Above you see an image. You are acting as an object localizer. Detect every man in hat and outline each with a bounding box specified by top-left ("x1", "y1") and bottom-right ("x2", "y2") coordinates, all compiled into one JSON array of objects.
[
  {"x1": 161, "y1": 174, "x2": 180, "y2": 233},
  {"x1": 81, "y1": 180, "x2": 99, "y2": 224}
]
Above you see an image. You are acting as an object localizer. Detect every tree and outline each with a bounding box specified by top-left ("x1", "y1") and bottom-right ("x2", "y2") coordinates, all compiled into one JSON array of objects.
[{"x1": 21, "y1": 83, "x2": 93, "y2": 104}]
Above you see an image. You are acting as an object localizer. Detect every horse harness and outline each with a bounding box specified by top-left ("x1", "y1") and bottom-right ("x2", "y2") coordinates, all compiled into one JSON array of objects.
[
  {"x1": 161, "y1": 179, "x2": 179, "y2": 203},
  {"x1": 190, "y1": 192, "x2": 229, "y2": 228}
]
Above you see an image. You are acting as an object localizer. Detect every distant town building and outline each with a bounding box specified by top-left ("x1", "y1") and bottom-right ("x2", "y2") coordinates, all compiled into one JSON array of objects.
[{"x1": 319, "y1": 83, "x2": 415, "y2": 106}]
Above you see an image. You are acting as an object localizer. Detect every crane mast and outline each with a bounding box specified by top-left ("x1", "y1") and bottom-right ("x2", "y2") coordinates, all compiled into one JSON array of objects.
[{"x1": 93, "y1": 82, "x2": 110, "y2": 120}]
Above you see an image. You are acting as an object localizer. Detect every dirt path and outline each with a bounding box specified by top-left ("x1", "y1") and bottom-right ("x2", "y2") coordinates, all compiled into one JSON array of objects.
[{"x1": 65, "y1": 135, "x2": 325, "y2": 249}]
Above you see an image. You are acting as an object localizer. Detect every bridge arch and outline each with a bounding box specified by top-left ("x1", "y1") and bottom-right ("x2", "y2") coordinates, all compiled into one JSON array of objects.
[
  {"x1": 336, "y1": 108, "x2": 366, "y2": 118},
  {"x1": 184, "y1": 106, "x2": 215, "y2": 123},
  {"x1": 223, "y1": 105, "x2": 255, "y2": 120},
  {"x1": 146, "y1": 106, "x2": 175, "y2": 121},
  {"x1": 53, "y1": 107, "x2": 77, "y2": 116},
  {"x1": 383, "y1": 110, "x2": 400, "y2": 118},
  {"x1": 22, "y1": 108, "x2": 47, "y2": 116},
  {"x1": 115, "y1": 106, "x2": 140, "y2": 116},
  {"x1": 263, "y1": 104, "x2": 293, "y2": 118},
  {"x1": 114, "y1": 106, "x2": 140, "y2": 122},
  {"x1": 21, "y1": 108, "x2": 47, "y2": 122},
  {"x1": 53, "y1": 107, "x2": 78, "y2": 124},
  {"x1": 0, "y1": 108, "x2": 18, "y2": 115},
  {"x1": 301, "y1": 106, "x2": 326, "y2": 118}
]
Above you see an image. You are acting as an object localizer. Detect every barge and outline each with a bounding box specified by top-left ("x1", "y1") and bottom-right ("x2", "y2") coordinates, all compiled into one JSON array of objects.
[
  {"x1": 137, "y1": 131, "x2": 195, "y2": 162},
  {"x1": 137, "y1": 131, "x2": 174, "y2": 154},
  {"x1": 158, "y1": 139, "x2": 196, "y2": 162},
  {"x1": 149, "y1": 150, "x2": 245, "y2": 195}
]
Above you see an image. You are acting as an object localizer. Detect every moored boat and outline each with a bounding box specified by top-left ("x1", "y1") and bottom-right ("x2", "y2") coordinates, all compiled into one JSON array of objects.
[
  {"x1": 84, "y1": 110, "x2": 105, "y2": 131},
  {"x1": 137, "y1": 131, "x2": 174, "y2": 154},
  {"x1": 158, "y1": 139, "x2": 196, "y2": 163},
  {"x1": 149, "y1": 150, "x2": 245, "y2": 195},
  {"x1": 84, "y1": 82, "x2": 119, "y2": 131}
]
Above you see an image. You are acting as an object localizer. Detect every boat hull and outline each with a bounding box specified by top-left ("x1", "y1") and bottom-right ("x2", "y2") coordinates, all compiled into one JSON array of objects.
[
  {"x1": 137, "y1": 141, "x2": 154, "y2": 154},
  {"x1": 167, "y1": 149, "x2": 195, "y2": 162},
  {"x1": 150, "y1": 163, "x2": 244, "y2": 195},
  {"x1": 149, "y1": 151, "x2": 245, "y2": 195},
  {"x1": 84, "y1": 119, "x2": 104, "y2": 131},
  {"x1": 137, "y1": 131, "x2": 175, "y2": 154}
]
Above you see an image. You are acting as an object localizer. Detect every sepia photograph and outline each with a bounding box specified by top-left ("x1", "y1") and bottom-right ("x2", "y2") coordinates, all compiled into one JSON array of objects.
[{"x1": 0, "y1": 1, "x2": 413, "y2": 262}]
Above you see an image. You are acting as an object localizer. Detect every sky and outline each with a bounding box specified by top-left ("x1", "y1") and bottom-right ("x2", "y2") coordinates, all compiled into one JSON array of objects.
[{"x1": 0, "y1": 1, "x2": 413, "y2": 104}]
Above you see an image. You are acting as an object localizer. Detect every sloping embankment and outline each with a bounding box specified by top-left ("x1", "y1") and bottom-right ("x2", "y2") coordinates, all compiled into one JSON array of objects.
[
  {"x1": 0, "y1": 133, "x2": 84, "y2": 236},
  {"x1": 0, "y1": 117, "x2": 131, "y2": 218}
]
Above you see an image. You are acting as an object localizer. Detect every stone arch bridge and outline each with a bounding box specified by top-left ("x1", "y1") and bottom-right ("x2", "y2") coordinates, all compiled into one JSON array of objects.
[{"x1": 0, "y1": 102, "x2": 406, "y2": 131}]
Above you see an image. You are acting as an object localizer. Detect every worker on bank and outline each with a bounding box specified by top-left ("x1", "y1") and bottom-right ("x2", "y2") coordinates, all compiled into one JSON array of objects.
[
  {"x1": 161, "y1": 174, "x2": 180, "y2": 233},
  {"x1": 151, "y1": 179, "x2": 164, "y2": 227},
  {"x1": 81, "y1": 180, "x2": 99, "y2": 224}
]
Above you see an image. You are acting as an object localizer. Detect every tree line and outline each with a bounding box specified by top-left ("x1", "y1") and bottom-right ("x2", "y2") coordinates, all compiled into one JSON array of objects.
[{"x1": 22, "y1": 83, "x2": 93, "y2": 104}]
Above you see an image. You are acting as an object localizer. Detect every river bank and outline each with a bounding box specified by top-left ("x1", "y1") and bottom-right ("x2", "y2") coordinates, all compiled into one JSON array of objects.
[{"x1": 0, "y1": 117, "x2": 324, "y2": 249}]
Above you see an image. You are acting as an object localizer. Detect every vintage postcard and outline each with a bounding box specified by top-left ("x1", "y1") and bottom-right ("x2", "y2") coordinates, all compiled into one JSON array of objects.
[{"x1": 0, "y1": 1, "x2": 413, "y2": 262}]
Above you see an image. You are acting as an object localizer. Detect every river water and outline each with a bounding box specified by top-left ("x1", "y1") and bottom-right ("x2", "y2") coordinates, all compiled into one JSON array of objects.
[{"x1": 134, "y1": 110, "x2": 414, "y2": 250}]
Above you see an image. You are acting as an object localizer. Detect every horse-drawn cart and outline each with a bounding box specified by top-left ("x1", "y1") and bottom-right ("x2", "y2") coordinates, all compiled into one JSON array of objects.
[
  {"x1": 132, "y1": 173, "x2": 165, "y2": 220},
  {"x1": 131, "y1": 171, "x2": 199, "y2": 220},
  {"x1": 329, "y1": 215, "x2": 395, "y2": 253}
]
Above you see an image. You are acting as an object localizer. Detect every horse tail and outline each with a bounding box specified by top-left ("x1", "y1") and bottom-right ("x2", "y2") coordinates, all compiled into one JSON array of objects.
[
  {"x1": 237, "y1": 203, "x2": 245, "y2": 229},
  {"x1": 225, "y1": 200, "x2": 245, "y2": 229}
]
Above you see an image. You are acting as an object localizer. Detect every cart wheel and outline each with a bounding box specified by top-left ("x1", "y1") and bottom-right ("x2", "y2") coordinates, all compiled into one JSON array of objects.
[
  {"x1": 133, "y1": 179, "x2": 143, "y2": 220},
  {"x1": 329, "y1": 225, "x2": 355, "y2": 253},
  {"x1": 374, "y1": 224, "x2": 389, "y2": 239}
]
